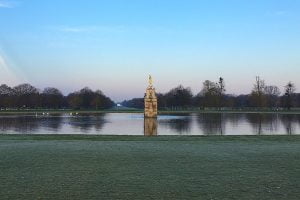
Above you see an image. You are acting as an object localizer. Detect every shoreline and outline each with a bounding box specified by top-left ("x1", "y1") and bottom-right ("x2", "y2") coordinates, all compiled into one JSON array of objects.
[
  {"x1": 0, "y1": 109, "x2": 300, "y2": 115},
  {"x1": 1, "y1": 134, "x2": 300, "y2": 141}
]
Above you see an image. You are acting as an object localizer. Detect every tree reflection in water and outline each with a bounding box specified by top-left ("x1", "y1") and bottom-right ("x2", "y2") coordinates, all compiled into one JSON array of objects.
[
  {"x1": 246, "y1": 114, "x2": 279, "y2": 135},
  {"x1": 0, "y1": 113, "x2": 299, "y2": 135},
  {"x1": 144, "y1": 118, "x2": 157, "y2": 136},
  {"x1": 68, "y1": 114, "x2": 106, "y2": 133},
  {"x1": 39, "y1": 114, "x2": 63, "y2": 131},
  {"x1": 279, "y1": 114, "x2": 300, "y2": 135},
  {"x1": 196, "y1": 113, "x2": 225, "y2": 135},
  {"x1": 0, "y1": 113, "x2": 107, "y2": 134},
  {"x1": 159, "y1": 114, "x2": 192, "y2": 134},
  {"x1": 226, "y1": 113, "x2": 245, "y2": 128},
  {"x1": 0, "y1": 115, "x2": 63, "y2": 133}
]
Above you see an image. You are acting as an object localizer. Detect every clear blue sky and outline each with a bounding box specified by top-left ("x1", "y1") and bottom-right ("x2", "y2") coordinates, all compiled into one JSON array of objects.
[{"x1": 0, "y1": 0, "x2": 300, "y2": 101}]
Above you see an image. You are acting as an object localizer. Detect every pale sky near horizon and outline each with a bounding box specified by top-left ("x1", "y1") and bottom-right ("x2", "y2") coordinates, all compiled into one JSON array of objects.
[{"x1": 0, "y1": 0, "x2": 300, "y2": 101}]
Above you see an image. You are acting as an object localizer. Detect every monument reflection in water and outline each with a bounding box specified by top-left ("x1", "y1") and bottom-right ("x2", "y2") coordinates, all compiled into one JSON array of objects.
[
  {"x1": 144, "y1": 118, "x2": 158, "y2": 136},
  {"x1": 144, "y1": 75, "x2": 158, "y2": 136}
]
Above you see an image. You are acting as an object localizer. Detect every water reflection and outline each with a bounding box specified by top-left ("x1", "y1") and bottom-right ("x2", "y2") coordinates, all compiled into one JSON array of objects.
[
  {"x1": 196, "y1": 114, "x2": 225, "y2": 135},
  {"x1": 226, "y1": 113, "x2": 245, "y2": 128},
  {"x1": 144, "y1": 118, "x2": 157, "y2": 136},
  {"x1": 279, "y1": 114, "x2": 300, "y2": 135},
  {"x1": 0, "y1": 115, "x2": 63, "y2": 133},
  {"x1": 0, "y1": 113, "x2": 106, "y2": 134},
  {"x1": 159, "y1": 115, "x2": 192, "y2": 134},
  {"x1": 38, "y1": 115, "x2": 63, "y2": 131},
  {"x1": 68, "y1": 114, "x2": 106, "y2": 133},
  {"x1": 0, "y1": 113, "x2": 300, "y2": 135},
  {"x1": 246, "y1": 114, "x2": 279, "y2": 135}
]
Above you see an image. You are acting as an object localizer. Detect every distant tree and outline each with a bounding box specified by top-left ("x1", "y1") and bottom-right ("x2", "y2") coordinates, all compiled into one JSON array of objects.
[
  {"x1": 250, "y1": 76, "x2": 266, "y2": 107},
  {"x1": 264, "y1": 85, "x2": 280, "y2": 108},
  {"x1": 0, "y1": 80, "x2": 298, "y2": 111},
  {"x1": 43, "y1": 87, "x2": 63, "y2": 95},
  {"x1": 0, "y1": 84, "x2": 15, "y2": 108},
  {"x1": 234, "y1": 95, "x2": 251, "y2": 108},
  {"x1": 90, "y1": 90, "x2": 103, "y2": 109},
  {"x1": 283, "y1": 82, "x2": 296, "y2": 110},
  {"x1": 223, "y1": 94, "x2": 235, "y2": 108},
  {"x1": 165, "y1": 85, "x2": 193, "y2": 109},
  {"x1": 14, "y1": 83, "x2": 39, "y2": 95},
  {"x1": 0, "y1": 84, "x2": 14, "y2": 95},
  {"x1": 121, "y1": 98, "x2": 144, "y2": 109},
  {"x1": 192, "y1": 94, "x2": 204, "y2": 109},
  {"x1": 101, "y1": 96, "x2": 115, "y2": 109},
  {"x1": 13, "y1": 83, "x2": 40, "y2": 108},
  {"x1": 41, "y1": 87, "x2": 64, "y2": 108},
  {"x1": 67, "y1": 87, "x2": 114, "y2": 110},
  {"x1": 90, "y1": 90, "x2": 114, "y2": 109},
  {"x1": 68, "y1": 93, "x2": 83, "y2": 109},
  {"x1": 296, "y1": 93, "x2": 300, "y2": 107},
  {"x1": 79, "y1": 87, "x2": 95, "y2": 108},
  {"x1": 200, "y1": 80, "x2": 219, "y2": 107},
  {"x1": 0, "y1": 83, "x2": 114, "y2": 110},
  {"x1": 156, "y1": 93, "x2": 167, "y2": 109},
  {"x1": 217, "y1": 77, "x2": 226, "y2": 109}
]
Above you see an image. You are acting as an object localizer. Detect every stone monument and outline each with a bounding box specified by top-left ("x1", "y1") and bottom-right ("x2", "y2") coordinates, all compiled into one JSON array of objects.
[{"x1": 144, "y1": 75, "x2": 157, "y2": 118}]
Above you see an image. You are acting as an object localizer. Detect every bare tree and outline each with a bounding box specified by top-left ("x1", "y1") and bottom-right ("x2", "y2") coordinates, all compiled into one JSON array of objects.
[
  {"x1": 217, "y1": 77, "x2": 226, "y2": 109},
  {"x1": 13, "y1": 83, "x2": 40, "y2": 108},
  {"x1": 165, "y1": 85, "x2": 193, "y2": 110},
  {"x1": 67, "y1": 87, "x2": 114, "y2": 110},
  {"x1": 264, "y1": 85, "x2": 280, "y2": 108},
  {"x1": 250, "y1": 76, "x2": 266, "y2": 107},
  {"x1": 41, "y1": 87, "x2": 64, "y2": 108},
  {"x1": 0, "y1": 84, "x2": 14, "y2": 95},
  {"x1": 0, "y1": 84, "x2": 15, "y2": 108},
  {"x1": 284, "y1": 82, "x2": 296, "y2": 110},
  {"x1": 13, "y1": 83, "x2": 39, "y2": 95},
  {"x1": 201, "y1": 80, "x2": 219, "y2": 108}
]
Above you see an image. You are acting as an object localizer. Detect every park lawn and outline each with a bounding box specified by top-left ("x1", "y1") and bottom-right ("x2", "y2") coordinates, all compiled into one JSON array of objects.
[{"x1": 0, "y1": 135, "x2": 299, "y2": 200}]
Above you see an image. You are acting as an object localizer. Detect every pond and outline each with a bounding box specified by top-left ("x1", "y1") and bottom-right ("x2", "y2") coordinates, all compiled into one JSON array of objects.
[{"x1": 0, "y1": 113, "x2": 300, "y2": 135}]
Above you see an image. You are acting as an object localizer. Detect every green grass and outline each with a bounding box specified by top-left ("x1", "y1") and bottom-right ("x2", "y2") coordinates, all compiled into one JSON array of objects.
[{"x1": 0, "y1": 135, "x2": 300, "y2": 200}]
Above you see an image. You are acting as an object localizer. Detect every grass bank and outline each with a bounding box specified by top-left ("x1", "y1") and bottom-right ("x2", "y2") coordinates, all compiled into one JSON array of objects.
[{"x1": 0, "y1": 135, "x2": 299, "y2": 199}]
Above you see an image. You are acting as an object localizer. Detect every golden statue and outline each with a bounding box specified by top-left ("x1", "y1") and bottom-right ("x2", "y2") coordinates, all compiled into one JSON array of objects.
[{"x1": 148, "y1": 75, "x2": 153, "y2": 86}]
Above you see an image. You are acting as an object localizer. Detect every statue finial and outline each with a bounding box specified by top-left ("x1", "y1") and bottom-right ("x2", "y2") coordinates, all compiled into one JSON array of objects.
[{"x1": 149, "y1": 75, "x2": 153, "y2": 86}]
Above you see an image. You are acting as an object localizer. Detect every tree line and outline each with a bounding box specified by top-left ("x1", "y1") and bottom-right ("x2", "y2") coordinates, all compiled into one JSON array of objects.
[
  {"x1": 1, "y1": 77, "x2": 299, "y2": 111},
  {"x1": 0, "y1": 83, "x2": 114, "y2": 110},
  {"x1": 122, "y1": 77, "x2": 300, "y2": 110}
]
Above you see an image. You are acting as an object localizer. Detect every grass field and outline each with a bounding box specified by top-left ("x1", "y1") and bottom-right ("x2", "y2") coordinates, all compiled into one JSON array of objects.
[{"x1": 0, "y1": 135, "x2": 300, "y2": 200}]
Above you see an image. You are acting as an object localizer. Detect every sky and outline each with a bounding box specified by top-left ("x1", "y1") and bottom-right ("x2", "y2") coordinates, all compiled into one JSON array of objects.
[{"x1": 0, "y1": 0, "x2": 300, "y2": 101}]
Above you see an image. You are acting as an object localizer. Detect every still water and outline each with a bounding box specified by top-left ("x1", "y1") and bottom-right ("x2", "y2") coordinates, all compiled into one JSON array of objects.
[{"x1": 0, "y1": 113, "x2": 300, "y2": 135}]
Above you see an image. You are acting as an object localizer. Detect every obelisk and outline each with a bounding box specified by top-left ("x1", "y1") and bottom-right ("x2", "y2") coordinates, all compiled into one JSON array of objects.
[{"x1": 144, "y1": 75, "x2": 157, "y2": 118}]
